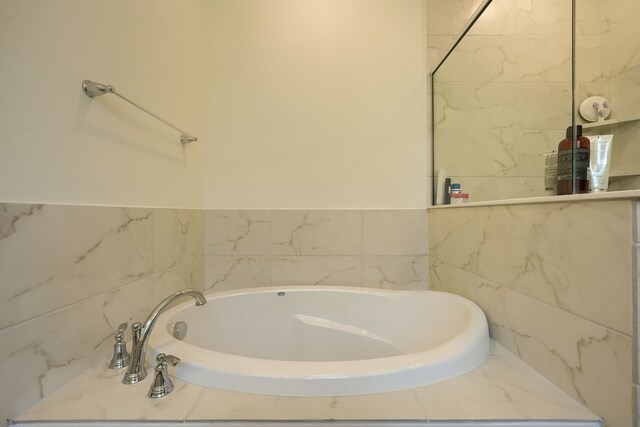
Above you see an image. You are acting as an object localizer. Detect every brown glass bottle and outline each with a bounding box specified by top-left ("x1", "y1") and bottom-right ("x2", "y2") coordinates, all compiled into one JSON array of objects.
[{"x1": 556, "y1": 125, "x2": 590, "y2": 195}]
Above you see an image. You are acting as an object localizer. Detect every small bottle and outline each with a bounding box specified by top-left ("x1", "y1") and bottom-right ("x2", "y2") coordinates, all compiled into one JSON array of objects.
[
  {"x1": 449, "y1": 183, "x2": 469, "y2": 204},
  {"x1": 557, "y1": 125, "x2": 590, "y2": 195}
]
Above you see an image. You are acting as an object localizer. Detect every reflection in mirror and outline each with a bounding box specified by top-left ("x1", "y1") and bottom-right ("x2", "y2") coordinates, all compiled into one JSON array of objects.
[
  {"x1": 576, "y1": 0, "x2": 640, "y2": 192},
  {"x1": 432, "y1": 0, "x2": 573, "y2": 203}
]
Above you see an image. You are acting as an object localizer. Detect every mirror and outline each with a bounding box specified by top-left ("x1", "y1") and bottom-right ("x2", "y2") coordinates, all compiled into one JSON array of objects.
[
  {"x1": 576, "y1": 0, "x2": 640, "y2": 191},
  {"x1": 432, "y1": 0, "x2": 640, "y2": 203}
]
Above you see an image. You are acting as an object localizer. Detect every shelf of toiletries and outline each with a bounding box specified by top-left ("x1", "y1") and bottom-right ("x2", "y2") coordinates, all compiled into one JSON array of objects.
[{"x1": 582, "y1": 115, "x2": 640, "y2": 129}]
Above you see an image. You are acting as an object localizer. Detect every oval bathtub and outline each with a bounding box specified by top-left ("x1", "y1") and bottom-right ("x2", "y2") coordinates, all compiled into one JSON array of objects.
[{"x1": 148, "y1": 286, "x2": 490, "y2": 396}]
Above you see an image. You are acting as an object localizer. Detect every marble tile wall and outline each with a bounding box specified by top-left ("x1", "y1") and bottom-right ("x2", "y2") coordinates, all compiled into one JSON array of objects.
[
  {"x1": 203, "y1": 210, "x2": 429, "y2": 292},
  {"x1": 0, "y1": 203, "x2": 204, "y2": 423},
  {"x1": 428, "y1": 199, "x2": 637, "y2": 427}
]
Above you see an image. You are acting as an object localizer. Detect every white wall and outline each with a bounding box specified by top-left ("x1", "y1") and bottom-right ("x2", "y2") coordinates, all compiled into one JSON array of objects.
[
  {"x1": 0, "y1": 0, "x2": 207, "y2": 208},
  {"x1": 203, "y1": 0, "x2": 429, "y2": 209}
]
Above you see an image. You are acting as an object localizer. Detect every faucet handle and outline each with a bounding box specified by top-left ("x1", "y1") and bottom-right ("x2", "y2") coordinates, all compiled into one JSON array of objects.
[
  {"x1": 148, "y1": 353, "x2": 180, "y2": 398},
  {"x1": 108, "y1": 323, "x2": 131, "y2": 370},
  {"x1": 157, "y1": 353, "x2": 181, "y2": 367}
]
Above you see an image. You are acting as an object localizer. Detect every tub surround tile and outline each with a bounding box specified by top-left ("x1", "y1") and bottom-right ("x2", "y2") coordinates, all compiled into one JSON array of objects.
[
  {"x1": 189, "y1": 389, "x2": 336, "y2": 420},
  {"x1": 153, "y1": 209, "x2": 203, "y2": 272},
  {"x1": 204, "y1": 210, "x2": 270, "y2": 256},
  {"x1": 362, "y1": 256, "x2": 428, "y2": 290},
  {"x1": 0, "y1": 203, "x2": 206, "y2": 424},
  {"x1": 19, "y1": 358, "x2": 204, "y2": 421},
  {"x1": 15, "y1": 341, "x2": 599, "y2": 424},
  {"x1": 362, "y1": 210, "x2": 428, "y2": 256},
  {"x1": 415, "y1": 353, "x2": 598, "y2": 420},
  {"x1": 270, "y1": 256, "x2": 362, "y2": 287},
  {"x1": 428, "y1": 208, "x2": 476, "y2": 271},
  {"x1": 270, "y1": 210, "x2": 362, "y2": 256},
  {"x1": 152, "y1": 259, "x2": 205, "y2": 305},
  {"x1": 203, "y1": 209, "x2": 429, "y2": 292},
  {"x1": 0, "y1": 204, "x2": 153, "y2": 329},
  {"x1": 475, "y1": 202, "x2": 633, "y2": 335},
  {"x1": 429, "y1": 198, "x2": 638, "y2": 427},
  {"x1": 473, "y1": 278, "x2": 633, "y2": 427},
  {"x1": 204, "y1": 256, "x2": 270, "y2": 292},
  {"x1": 0, "y1": 277, "x2": 155, "y2": 423}
]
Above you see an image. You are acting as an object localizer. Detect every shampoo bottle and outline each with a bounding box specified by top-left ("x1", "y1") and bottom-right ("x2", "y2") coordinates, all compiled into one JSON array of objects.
[{"x1": 556, "y1": 125, "x2": 590, "y2": 195}]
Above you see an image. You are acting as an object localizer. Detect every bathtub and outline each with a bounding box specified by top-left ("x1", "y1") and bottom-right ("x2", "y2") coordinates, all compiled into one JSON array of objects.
[{"x1": 148, "y1": 286, "x2": 490, "y2": 396}]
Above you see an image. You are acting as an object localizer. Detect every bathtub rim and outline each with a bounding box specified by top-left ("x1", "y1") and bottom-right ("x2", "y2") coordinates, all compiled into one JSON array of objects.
[{"x1": 148, "y1": 286, "x2": 490, "y2": 396}]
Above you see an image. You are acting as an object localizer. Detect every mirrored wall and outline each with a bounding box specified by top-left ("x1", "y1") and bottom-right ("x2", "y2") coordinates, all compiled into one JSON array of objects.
[{"x1": 431, "y1": 0, "x2": 640, "y2": 203}]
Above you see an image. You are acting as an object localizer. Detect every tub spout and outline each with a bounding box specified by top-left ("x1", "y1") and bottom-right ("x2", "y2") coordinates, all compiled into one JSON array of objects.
[{"x1": 123, "y1": 288, "x2": 206, "y2": 384}]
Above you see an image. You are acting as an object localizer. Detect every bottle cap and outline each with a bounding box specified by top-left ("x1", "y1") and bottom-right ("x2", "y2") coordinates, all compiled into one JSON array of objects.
[
  {"x1": 565, "y1": 125, "x2": 583, "y2": 138},
  {"x1": 451, "y1": 183, "x2": 461, "y2": 190}
]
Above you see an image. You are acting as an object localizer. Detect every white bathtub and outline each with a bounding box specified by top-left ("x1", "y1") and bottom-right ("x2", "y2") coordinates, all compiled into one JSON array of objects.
[{"x1": 148, "y1": 286, "x2": 490, "y2": 396}]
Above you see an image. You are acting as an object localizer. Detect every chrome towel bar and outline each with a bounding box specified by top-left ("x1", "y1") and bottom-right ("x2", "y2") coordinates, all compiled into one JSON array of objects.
[{"x1": 82, "y1": 80, "x2": 197, "y2": 145}]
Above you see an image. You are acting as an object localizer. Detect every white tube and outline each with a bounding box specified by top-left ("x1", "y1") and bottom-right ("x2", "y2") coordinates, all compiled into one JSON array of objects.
[
  {"x1": 589, "y1": 135, "x2": 614, "y2": 192},
  {"x1": 435, "y1": 168, "x2": 448, "y2": 205}
]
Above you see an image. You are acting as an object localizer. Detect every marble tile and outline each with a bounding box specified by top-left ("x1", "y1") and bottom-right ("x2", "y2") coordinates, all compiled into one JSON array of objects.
[
  {"x1": 0, "y1": 204, "x2": 153, "y2": 329},
  {"x1": 434, "y1": 129, "x2": 559, "y2": 177},
  {"x1": 606, "y1": 121, "x2": 640, "y2": 176},
  {"x1": 270, "y1": 256, "x2": 362, "y2": 287},
  {"x1": 433, "y1": 82, "x2": 518, "y2": 130},
  {"x1": 0, "y1": 277, "x2": 154, "y2": 424},
  {"x1": 517, "y1": 0, "x2": 572, "y2": 36},
  {"x1": 575, "y1": 35, "x2": 608, "y2": 83},
  {"x1": 188, "y1": 388, "x2": 334, "y2": 420},
  {"x1": 609, "y1": 175, "x2": 640, "y2": 192},
  {"x1": 17, "y1": 361, "x2": 204, "y2": 421},
  {"x1": 415, "y1": 353, "x2": 598, "y2": 420},
  {"x1": 518, "y1": 36, "x2": 572, "y2": 83},
  {"x1": 204, "y1": 210, "x2": 269, "y2": 256},
  {"x1": 152, "y1": 259, "x2": 205, "y2": 305},
  {"x1": 472, "y1": 279, "x2": 633, "y2": 427},
  {"x1": 425, "y1": 0, "x2": 483, "y2": 35},
  {"x1": 270, "y1": 210, "x2": 362, "y2": 256},
  {"x1": 516, "y1": 83, "x2": 572, "y2": 130},
  {"x1": 362, "y1": 256, "x2": 428, "y2": 290},
  {"x1": 467, "y1": 0, "x2": 518, "y2": 36},
  {"x1": 436, "y1": 36, "x2": 518, "y2": 83},
  {"x1": 428, "y1": 207, "x2": 476, "y2": 271},
  {"x1": 326, "y1": 389, "x2": 426, "y2": 419},
  {"x1": 427, "y1": 35, "x2": 456, "y2": 70},
  {"x1": 575, "y1": 0, "x2": 608, "y2": 35},
  {"x1": 204, "y1": 256, "x2": 270, "y2": 292},
  {"x1": 362, "y1": 210, "x2": 428, "y2": 256},
  {"x1": 449, "y1": 177, "x2": 546, "y2": 203},
  {"x1": 475, "y1": 201, "x2": 633, "y2": 334},
  {"x1": 601, "y1": 0, "x2": 640, "y2": 32},
  {"x1": 605, "y1": 15, "x2": 640, "y2": 78},
  {"x1": 428, "y1": 258, "x2": 478, "y2": 298},
  {"x1": 153, "y1": 209, "x2": 203, "y2": 272},
  {"x1": 611, "y1": 65, "x2": 640, "y2": 119}
]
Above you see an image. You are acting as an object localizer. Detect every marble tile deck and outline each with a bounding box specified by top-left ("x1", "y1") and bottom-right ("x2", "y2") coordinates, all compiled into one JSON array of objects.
[{"x1": 12, "y1": 341, "x2": 600, "y2": 427}]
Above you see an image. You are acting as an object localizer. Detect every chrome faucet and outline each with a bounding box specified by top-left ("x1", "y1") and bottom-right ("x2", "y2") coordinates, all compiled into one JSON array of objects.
[{"x1": 123, "y1": 288, "x2": 207, "y2": 385}]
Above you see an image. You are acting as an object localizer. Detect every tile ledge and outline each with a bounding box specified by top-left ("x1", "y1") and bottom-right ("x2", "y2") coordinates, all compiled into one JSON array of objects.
[{"x1": 428, "y1": 190, "x2": 640, "y2": 210}]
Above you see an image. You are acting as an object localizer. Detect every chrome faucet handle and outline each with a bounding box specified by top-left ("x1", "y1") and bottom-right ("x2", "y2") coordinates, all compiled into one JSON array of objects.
[
  {"x1": 148, "y1": 353, "x2": 181, "y2": 398},
  {"x1": 108, "y1": 322, "x2": 131, "y2": 370}
]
